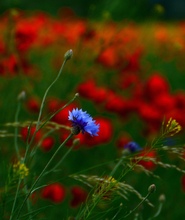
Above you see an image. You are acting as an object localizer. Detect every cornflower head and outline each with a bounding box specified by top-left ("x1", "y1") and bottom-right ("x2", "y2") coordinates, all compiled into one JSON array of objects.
[
  {"x1": 13, "y1": 161, "x2": 29, "y2": 179},
  {"x1": 68, "y1": 108, "x2": 99, "y2": 136},
  {"x1": 123, "y1": 141, "x2": 142, "y2": 154}
]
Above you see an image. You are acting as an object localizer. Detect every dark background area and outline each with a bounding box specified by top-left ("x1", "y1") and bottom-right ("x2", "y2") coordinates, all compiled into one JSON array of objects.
[{"x1": 1, "y1": 0, "x2": 185, "y2": 21}]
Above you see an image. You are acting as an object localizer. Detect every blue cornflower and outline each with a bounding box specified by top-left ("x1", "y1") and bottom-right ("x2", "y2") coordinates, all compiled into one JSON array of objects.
[
  {"x1": 124, "y1": 141, "x2": 142, "y2": 153},
  {"x1": 68, "y1": 108, "x2": 100, "y2": 136}
]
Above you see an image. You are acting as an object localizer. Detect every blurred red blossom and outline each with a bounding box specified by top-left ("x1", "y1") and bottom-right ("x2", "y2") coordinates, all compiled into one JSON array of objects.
[
  {"x1": 20, "y1": 126, "x2": 42, "y2": 144},
  {"x1": 80, "y1": 117, "x2": 113, "y2": 147},
  {"x1": 52, "y1": 102, "x2": 77, "y2": 126},
  {"x1": 70, "y1": 186, "x2": 88, "y2": 208},
  {"x1": 137, "y1": 149, "x2": 157, "y2": 170},
  {"x1": 40, "y1": 136, "x2": 55, "y2": 152},
  {"x1": 144, "y1": 73, "x2": 170, "y2": 100},
  {"x1": 181, "y1": 175, "x2": 185, "y2": 192},
  {"x1": 41, "y1": 183, "x2": 66, "y2": 203},
  {"x1": 26, "y1": 97, "x2": 40, "y2": 113}
]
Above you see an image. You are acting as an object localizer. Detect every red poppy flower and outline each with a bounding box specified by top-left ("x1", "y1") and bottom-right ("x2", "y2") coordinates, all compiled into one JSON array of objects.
[
  {"x1": 52, "y1": 103, "x2": 77, "y2": 126},
  {"x1": 20, "y1": 126, "x2": 42, "y2": 144},
  {"x1": 81, "y1": 117, "x2": 113, "y2": 147},
  {"x1": 97, "y1": 46, "x2": 118, "y2": 68},
  {"x1": 70, "y1": 186, "x2": 87, "y2": 207},
  {"x1": 40, "y1": 136, "x2": 55, "y2": 152},
  {"x1": 144, "y1": 73, "x2": 170, "y2": 100},
  {"x1": 104, "y1": 91, "x2": 126, "y2": 114},
  {"x1": 137, "y1": 149, "x2": 157, "y2": 170},
  {"x1": 41, "y1": 183, "x2": 66, "y2": 203},
  {"x1": 26, "y1": 97, "x2": 40, "y2": 113}
]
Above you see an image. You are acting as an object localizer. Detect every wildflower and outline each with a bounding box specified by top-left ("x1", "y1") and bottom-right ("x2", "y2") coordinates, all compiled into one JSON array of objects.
[
  {"x1": 93, "y1": 176, "x2": 117, "y2": 201},
  {"x1": 68, "y1": 108, "x2": 99, "y2": 136},
  {"x1": 13, "y1": 161, "x2": 29, "y2": 179},
  {"x1": 165, "y1": 117, "x2": 182, "y2": 136},
  {"x1": 40, "y1": 136, "x2": 55, "y2": 152},
  {"x1": 70, "y1": 186, "x2": 88, "y2": 208},
  {"x1": 137, "y1": 149, "x2": 157, "y2": 170},
  {"x1": 124, "y1": 141, "x2": 142, "y2": 153},
  {"x1": 26, "y1": 97, "x2": 40, "y2": 113},
  {"x1": 148, "y1": 184, "x2": 156, "y2": 193},
  {"x1": 20, "y1": 126, "x2": 42, "y2": 143},
  {"x1": 64, "y1": 49, "x2": 73, "y2": 61},
  {"x1": 41, "y1": 183, "x2": 66, "y2": 203},
  {"x1": 81, "y1": 117, "x2": 113, "y2": 147}
]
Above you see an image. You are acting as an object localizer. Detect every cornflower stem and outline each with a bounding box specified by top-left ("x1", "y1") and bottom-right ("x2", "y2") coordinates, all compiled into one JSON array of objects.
[
  {"x1": 23, "y1": 58, "x2": 71, "y2": 164},
  {"x1": 36, "y1": 58, "x2": 67, "y2": 131},
  {"x1": 123, "y1": 191, "x2": 152, "y2": 218},
  {"x1": 16, "y1": 133, "x2": 73, "y2": 219},
  {"x1": 14, "y1": 101, "x2": 21, "y2": 160},
  {"x1": 44, "y1": 142, "x2": 74, "y2": 176}
]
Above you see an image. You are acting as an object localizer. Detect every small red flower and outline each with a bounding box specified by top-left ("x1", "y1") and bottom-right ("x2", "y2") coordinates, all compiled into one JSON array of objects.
[
  {"x1": 181, "y1": 175, "x2": 185, "y2": 192},
  {"x1": 26, "y1": 97, "x2": 40, "y2": 113},
  {"x1": 81, "y1": 117, "x2": 113, "y2": 147},
  {"x1": 20, "y1": 126, "x2": 42, "y2": 144},
  {"x1": 52, "y1": 103, "x2": 77, "y2": 126},
  {"x1": 144, "y1": 73, "x2": 170, "y2": 100},
  {"x1": 70, "y1": 186, "x2": 87, "y2": 208},
  {"x1": 116, "y1": 133, "x2": 132, "y2": 150},
  {"x1": 137, "y1": 149, "x2": 157, "y2": 170},
  {"x1": 96, "y1": 46, "x2": 118, "y2": 68},
  {"x1": 41, "y1": 183, "x2": 66, "y2": 203},
  {"x1": 104, "y1": 91, "x2": 126, "y2": 115},
  {"x1": 77, "y1": 79, "x2": 97, "y2": 100},
  {"x1": 40, "y1": 136, "x2": 55, "y2": 152}
]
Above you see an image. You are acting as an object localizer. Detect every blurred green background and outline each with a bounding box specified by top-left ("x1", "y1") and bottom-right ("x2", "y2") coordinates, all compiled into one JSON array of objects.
[
  {"x1": 0, "y1": 0, "x2": 185, "y2": 219},
  {"x1": 1, "y1": 0, "x2": 185, "y2": 20}
]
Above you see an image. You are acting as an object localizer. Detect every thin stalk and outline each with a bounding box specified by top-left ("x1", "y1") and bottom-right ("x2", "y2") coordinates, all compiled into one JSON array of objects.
[
  {"x1": 123, "y1": 192, "x2": 151, "y2": 218},
  {"x1": 9, "y1": 178, "x2": 22, "y2": 220},
  {"x1": 44, "y1": 143, "x2": 74, "y2": 176},
  {"x1": 23, "y1": 62, "x2": 76, "y2": 165},
  {"x1": 23, "y1": 181, "x2": 33, "y2": 220},
  {"x1": 16, "y1": 133, "x2": 73, "y2": 219},
  {"x1": 36, "y1": 59, "x2": 67, "y2": 131},
  {"x1": 110, "y1": 156, "x2": 125, "y2": 177},
  {"x1": 14, "y1": 101, "x2": 21, "y2": 160}
]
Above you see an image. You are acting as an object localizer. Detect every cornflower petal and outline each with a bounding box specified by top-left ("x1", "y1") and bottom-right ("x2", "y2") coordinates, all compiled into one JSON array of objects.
[{"x1": 68, "y1": 108, "x2": 99, "y2": 136}]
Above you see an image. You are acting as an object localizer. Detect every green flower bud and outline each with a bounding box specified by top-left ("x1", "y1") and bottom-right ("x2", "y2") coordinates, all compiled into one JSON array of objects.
[
  {"x1": 64, "y1": 49, "x2": 73, "y2": 61},
  {"x1": 148, "y1": 184, "x2": 156, "y2": 193}
]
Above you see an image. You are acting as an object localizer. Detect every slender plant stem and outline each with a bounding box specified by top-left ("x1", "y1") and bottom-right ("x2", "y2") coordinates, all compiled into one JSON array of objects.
[
  {"x1": 110, "y1": 156, "x2": 125, "y2": 177},
  {"x1": 14, "y1": 101, "x2": 21, "y2": 160},
  {"x1": 23, "y1": 59, "x2": 68, "y2": 164},
  {"x1": 23, "y1": 180, "x2": 33, "y2": 220},
  {"x1": 9, "y1": 178, "x2": 22, "y2": 220},
  {"x1": 148, "y1": 202, "x2": 163, "y2": 220},
  {"x1": 16, "y1": 133, "x2": 73, "y2": 219},
  {"x1": 36, "y1": 59, "x2": 67, "y2": 131},
  {"x1": 123, "y1": 192, "x2": 151, "y2": 218}
]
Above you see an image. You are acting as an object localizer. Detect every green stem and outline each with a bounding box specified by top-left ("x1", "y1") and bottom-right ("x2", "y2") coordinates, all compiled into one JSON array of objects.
[
  {"x1": 36, "y1": 59, "x2": 67, "y2": 131},
  {"x1": 14, "y1": 101, "x2": 21, "y2": 160},
  {"x1": 123, "y1": 192, "x2": 151, "y2": 218},
  {"x1": 23, "y1": 180, "x2": 33, "y2": 220},
  {"x1": 148, "y1": 202, "x2": 163, "y2": 220},
  {"x1": 23, "y1": 58, "x2": 68, "y2": 163},
  {"x1": 44, "y1": 144, "x2": 74, "y2": 176},
  {"x1": 9, "y1": 178, "x2": 22, "y2": 220},
  {"x1": 16, "y1": 133, "x2": 73, "y2": 219},
  {"x1": 110, "y1": 156, "x2": 125, "y2": 177}
]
